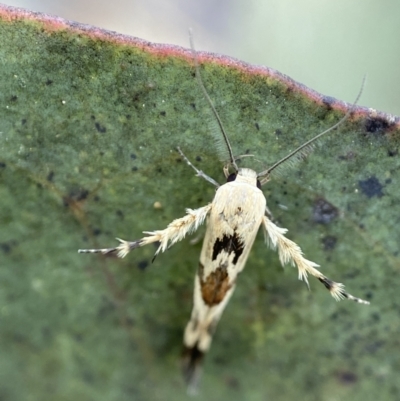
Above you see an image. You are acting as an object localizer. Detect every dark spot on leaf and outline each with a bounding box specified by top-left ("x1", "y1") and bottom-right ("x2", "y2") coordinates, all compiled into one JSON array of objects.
[
  {"x1": 45, "y1": 79, "x2": 53, "y2": 85},
  {"x1": 10, "y1": 95, "x2": 17, "y2": 102},
  {"x1": 196, "y1": 156, "x2": 202, "y2": 162},
  {"x1": 46, "y1": 171, "x2": 54, "y2": 182},
  {"x1": 365, "y1": 117, "x2": 391, "y2": 135},
  {"x1": 130, "y1": 153, "x2": 137, "y2": 160},
  {"x1": 388, "y1": 149, "x2": 398, "y2": 157},
  {"x1": 0, "y1": 242, "x2": 12, "y2": 253},
  {"x1": 313, "y1": 198, "x2": 338, "y2": 224},
  {"x1": 0, "y1": 162, "x2": 6, "y2": 168},
  {"x1": 91, "y1": 115, "x2": 95, "y2": 120},
  {"x1": 92, "y1": 228, "x2": 101, "y2": 236},
  {"x1": 190, "y1": 102, "x2": 196, "y2": 109},
  {"x1": 159, "y1": 111, "x2": 166, "y2": 116},
  {"x1": 337, "y1": 371, "x2": 358, "y2": 385},
  {"x1": 275, "y1": 129, "x2": 282, "y2": 136},
  {"x1": 322, "y1": 96, "x2": 335, "y2": 110},
  {"x1": 226, "y1": 376, "x2": 240, "y2": 390},
  {"x1": 358, "y1": 176, "x2": 383, "y2": 198},
  {"x1": 21, "y1": 118, "x2": 27, "y2": 125},
  {"x1": 116, "y1": 210, "x2": 124, "y2": 219},
  {"x1": 138, "y1": 260, "x2": 149, "y2": 270},
  {"x1": 64, "y1": 187, "x2": 89, "y2": 207},
  {"x1": 212, "y1": 232, "x2": 244, "y2": 264},
  {"x1": 364, "y1": 340, "x2": 385, "y2": 353},
  {"x1": 338, "y1": 151, "x2": 356, "y2": 161},
  {"x1": 132, "y1": 166, "x2": 138, "y2": 171},
  {"x1": 95, "y1": 122, "x2": 106, "y2": 133},
  {"x1": 322, "y1": 235, "x2": 337, "y2": 251},
  {"x1": 255, "y1": 122, "x2": 260, "y2": 130}
]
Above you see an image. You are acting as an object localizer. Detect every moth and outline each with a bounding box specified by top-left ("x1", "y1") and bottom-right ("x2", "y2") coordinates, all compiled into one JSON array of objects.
[{"x1": 79, "y1": 36, "x2": 369, "y2": 394}]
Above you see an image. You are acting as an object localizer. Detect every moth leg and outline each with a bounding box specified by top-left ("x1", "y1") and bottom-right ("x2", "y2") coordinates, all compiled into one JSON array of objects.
[
  {"x1": 177, "y1": 147, "x2": 220, "y2": 187},
  {"x1": 79, "y1": 204, "x2": 212, "y2": 258},
  {"x1": 262, "y1": 216, "x2": 369, "y2": 305}
]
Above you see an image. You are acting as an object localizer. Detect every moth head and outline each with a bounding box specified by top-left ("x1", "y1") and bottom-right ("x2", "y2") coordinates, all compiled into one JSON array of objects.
[{"x1": 228, "y1": 168, "x2": 261, "y2": 189}]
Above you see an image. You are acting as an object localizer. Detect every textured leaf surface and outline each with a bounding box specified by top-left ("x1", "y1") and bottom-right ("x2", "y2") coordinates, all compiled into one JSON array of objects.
[{"x1": 1, "y1": 5, "x2": 400, "y2": 401}]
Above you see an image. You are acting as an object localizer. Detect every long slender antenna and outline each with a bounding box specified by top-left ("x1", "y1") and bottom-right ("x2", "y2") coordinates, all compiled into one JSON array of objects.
[
  {"x1": 189, "y1": 29, "x2": 238, "y2": 171},
  {"x1": 257, "y1": 76, "x2": 366, "y2": 182}
]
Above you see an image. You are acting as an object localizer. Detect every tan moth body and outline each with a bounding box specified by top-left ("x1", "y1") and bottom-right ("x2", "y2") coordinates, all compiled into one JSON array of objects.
[{"x1": 78, "y1": 35, "x2": 369, "y2": 394}]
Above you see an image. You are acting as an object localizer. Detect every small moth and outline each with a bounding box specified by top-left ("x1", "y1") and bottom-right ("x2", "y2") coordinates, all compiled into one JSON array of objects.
[{"x1": 79, "y1": 36, "x2": 369, "y2": 393}]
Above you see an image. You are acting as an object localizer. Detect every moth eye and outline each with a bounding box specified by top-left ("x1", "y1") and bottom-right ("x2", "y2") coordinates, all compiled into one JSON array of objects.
[
  {"x1": 256, "y1": 180, "x2": 262, "y2": 189},
  {"x1": 226, "y1": 173, "x2": 237, "y2": 182}
]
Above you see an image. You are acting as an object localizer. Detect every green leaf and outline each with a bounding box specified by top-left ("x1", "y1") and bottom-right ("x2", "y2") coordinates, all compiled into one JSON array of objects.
[{"x1": 1, "y1": 5, "x2": 399, "y2": 401}]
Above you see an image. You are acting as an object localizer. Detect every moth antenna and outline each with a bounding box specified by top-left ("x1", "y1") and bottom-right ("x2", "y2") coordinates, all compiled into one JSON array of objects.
[
  {"x1": 257, "y1": 75, "x2": 366, "y2": 184},
  {"x1": 189, "y1": 29, "x2": 238, "y2": 171}
]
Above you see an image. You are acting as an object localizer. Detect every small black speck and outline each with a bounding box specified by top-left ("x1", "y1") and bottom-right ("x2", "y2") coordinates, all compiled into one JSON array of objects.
[
  {"x1": 365, "y1": 117, "x2": 390, "y2": 134},
  {"x1": 255, "y1": 122, "x2": 260, "y2": 130},
  {"x1": 0, "y1": 162, "x2": 6, "y2": 168},
  {"x1": 358, "y1": 176, "x2": 384, "y2": 198},
  {"x1": 68, "y1": 188, "x2": 89, "y2": 202},
  {"x1": 99, "y1": 151, "x2": 104, "y2": 156},
  {"x1": 46, "y1": 171, "x2": 54, "y2": 182},
  {"x1": 160, "y1": 111, "x2": 166, "y2": 116},
  {"x1": 371, "y1": 312, "x2": 380, "y2": 322},
  {"x1": 116, "y1": 210, "x2": 124, "y2": 219},
  {"x1": 126, "y1": 114, "x2": 131, "y2": 119},
  {"x1": 157, "y1": 167, "x2": 162, "y2": 173},
  {"x1": 132, "y1": 166, "x2": 138, "y2": 172},
  {"x1": 92, "y1": 228, "x2": 101, "y2": 236},
  {"x1": 10, "y1": 95, "x2": 18, "y2": 102},
  {"x1": 91, "y1": 115, "x2": 95, "y2": 120},
  {"x1": 138, "y1": 260, "x2": 149, "y2": 270},
  {"x1": 95, "y1": 122, "x2": 106, "y2": 133},
  {"x1": 190, "y1": 103, "x2": 196, "y2": 109},
  {"x1": 359, "y1": 223, "x2": 365, "y2": 229},
  {"x1": 312, "y1": 198, "x2": 338, "y2": 224},
  {"x1": 337, "y1": 371, "x2": 358, "y2": 384},
  {"x1": 21, "y1": 119, "x2": 27, "y2": 125},
  {"x1": 338, "y1": 151, "x2": 356, "y2": 161},
  {"x1": 388, "y1": 149, "x2": 398, "y2": 157},
  {"x1": 0, "y1": 243, "x2": 12, "y2": 253},
  {"x1": 275, "y1": 129, "x2": 282, "y2": 136},
  {"x1": 196, "y1": 156, "x2": 202, "y2": 162},
  {"x1": 322, "y1": 235, "x2": 337, "y2": 251},
  {"x1": 46, "y1": 79, "x2": 53, "y2": 85},
  {"x1": 130, "y1": 153, "x2": 137, "y2": 160},
  {"x1": 322, "y1": 96, "x2": 335, "y2": 110}
]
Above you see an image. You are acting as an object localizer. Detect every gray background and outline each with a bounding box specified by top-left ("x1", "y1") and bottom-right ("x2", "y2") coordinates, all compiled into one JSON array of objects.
[{"x1": 3, "y1": 0, "x2": 400, "y2": 115}]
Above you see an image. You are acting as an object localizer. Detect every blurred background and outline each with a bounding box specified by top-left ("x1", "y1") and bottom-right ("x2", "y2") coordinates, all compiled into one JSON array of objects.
[{"x1": 3, "y1": 0, "x2": 400, "y2": 115}]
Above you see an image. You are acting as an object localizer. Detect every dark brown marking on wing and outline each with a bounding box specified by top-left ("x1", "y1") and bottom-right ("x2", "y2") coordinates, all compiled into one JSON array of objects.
[
  {"x1": 212, "y1": 232, "x2": 244, "y2": 264},
  {"x1": 198, "y1": 262, "x2": 232, "y2": 306}
]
